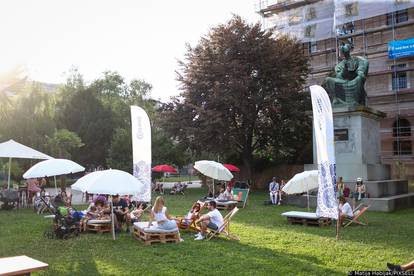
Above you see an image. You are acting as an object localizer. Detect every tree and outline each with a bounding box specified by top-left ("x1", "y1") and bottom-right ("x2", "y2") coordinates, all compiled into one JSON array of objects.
[
  {"x1": 162, "y1": 16, "x2": 310, "y2": 179},
  {"x1": 46, "y1": 129, "x2": 83, "y2": 159},
  {"x1": 57, "y1": 87, "x2": 115, "y2": 167}
]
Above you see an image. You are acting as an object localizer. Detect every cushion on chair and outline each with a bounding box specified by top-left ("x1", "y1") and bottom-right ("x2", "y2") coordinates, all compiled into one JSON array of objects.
[
  {"x1": 87, "y1": 219, "x2": 111, "y2": 224},
  {"x1": 133, "y1": 221, "x2": 179, "y2": 233}
]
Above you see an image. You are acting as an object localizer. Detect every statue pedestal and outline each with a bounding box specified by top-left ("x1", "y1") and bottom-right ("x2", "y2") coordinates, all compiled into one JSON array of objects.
[
  {"x1": 332, "y1": 106, "x2": 389, "y2": 182},
  {"x1": 303, "y1": 105, "x2": 414, "y2": 212}
]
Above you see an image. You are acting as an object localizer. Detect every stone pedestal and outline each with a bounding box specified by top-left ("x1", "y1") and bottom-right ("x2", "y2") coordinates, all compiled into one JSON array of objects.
[
  {"x1": 332, "y1": 106, "x2": 389, "y2": 182},
  {"x1": 301, "y1": 106, "x2": 413, "y2": 212}
]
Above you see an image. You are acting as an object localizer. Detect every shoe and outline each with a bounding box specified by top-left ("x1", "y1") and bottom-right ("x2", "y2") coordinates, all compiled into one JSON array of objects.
[
  {"x1": 387, "y1": 263, "x2": 402, "y2": 272},
  {"x1": 180, "y1": 238, "x2": 184, "y2": 242},
  {"x1": 194, "y1": 235, "x2": 205, "y2": 241},
  {"x1": 194, "y1": 232, "x2": 201, "y2": 238}
]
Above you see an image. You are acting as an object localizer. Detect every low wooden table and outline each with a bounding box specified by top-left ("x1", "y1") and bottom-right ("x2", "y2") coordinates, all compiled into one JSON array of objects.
[
  {"x1": 281, "y1": 211, "x2": 331, "y2": 227},
  {"x1": 0, "y1": 255, "x2": 48, "y2": 275}
]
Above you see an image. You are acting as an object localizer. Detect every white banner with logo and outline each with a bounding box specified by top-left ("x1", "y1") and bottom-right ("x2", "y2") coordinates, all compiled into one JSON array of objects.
[
  {"x1": 310, "y1": 85, "x2": 338, "y2": 219},
  {"x1": 131, "y1": 106, "x2": 151, "y2": 202}
]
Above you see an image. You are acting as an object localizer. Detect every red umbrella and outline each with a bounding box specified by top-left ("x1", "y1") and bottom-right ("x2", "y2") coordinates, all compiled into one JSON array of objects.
[
  {"x1": 152, "y1": 165, "x2": 177, "y2": 173},
  {"x1": 223, "y1": 164, "x2": 240, "y2": 172}
]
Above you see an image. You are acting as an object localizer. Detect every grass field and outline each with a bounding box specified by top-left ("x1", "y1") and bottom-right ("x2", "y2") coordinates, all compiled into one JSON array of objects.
[{"x1": 0, "y1": 189, "x2": 413, "y2": 275}]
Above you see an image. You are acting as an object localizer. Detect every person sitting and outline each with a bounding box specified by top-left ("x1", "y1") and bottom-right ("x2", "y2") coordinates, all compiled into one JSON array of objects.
[
  {"x1": 194, "y1": 200, "x2": 223, "y2": 240},
  {"x1": 269, "y1": 177, "x2": 279, "y2": 205},
  {"x1": 336, "y1": 176, "x2": 345, "y2": 198},
  {"x1": 149, "y1": 196, "x2": 178, "y2": 231},
  {"x1": 387, "y1": 259, "x2": 414, "y2": 272},
  {"x1": 175, "y1": 201, "x2": 202, "y2": 227},
  {"x1": 353, "y1": 177, "x2": 366, "y2": 200},
  {"x1": 112, "y1": 195, "x2": 131, "y2": 233},
  {"x1": 352, "y1": 177, "x2": 366, "y2": 209},
  {"x1": 154, "y1": 182, "x2": 164, "y2": 195},
  {"x1": 222, "y1": 185, "x2": 234, "y2": 201},
  {"x1": 130, "y1": 203, "x2": 145, "y2": 223},
  {"x1": 216, "y1": 186, "x2": 226, "y2": 200},
  {"x1": 338, "y1": 196, "x2": 353, "y2": 226}
]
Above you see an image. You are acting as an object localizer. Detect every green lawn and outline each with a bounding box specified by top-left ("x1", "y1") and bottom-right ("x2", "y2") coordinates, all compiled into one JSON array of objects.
[{"x1": 0, "y1": 189, "x2": 413, "y2": 275}]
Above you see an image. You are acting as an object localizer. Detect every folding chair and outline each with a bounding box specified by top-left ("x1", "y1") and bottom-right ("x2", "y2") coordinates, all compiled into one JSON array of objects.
[
  {"x1": 344, "y1": 204, "x2": 370, "y2": 227},
  {"x1": 176, "y1": 201, "x2": 205, "y2": 231},
  {"x1": 205, "y1": 207, "x2": 239, "y2": 241}
]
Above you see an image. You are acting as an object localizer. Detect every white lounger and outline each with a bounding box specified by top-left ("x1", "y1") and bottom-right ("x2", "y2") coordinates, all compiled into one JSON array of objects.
[{"x1": 281, "y1": 211, "x2": 331, "y2": 226}]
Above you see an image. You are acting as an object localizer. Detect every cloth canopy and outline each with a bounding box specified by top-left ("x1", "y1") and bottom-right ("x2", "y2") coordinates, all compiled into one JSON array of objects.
[{"x1": 0, "y1": 139, "x2": 52, "y2": 188}]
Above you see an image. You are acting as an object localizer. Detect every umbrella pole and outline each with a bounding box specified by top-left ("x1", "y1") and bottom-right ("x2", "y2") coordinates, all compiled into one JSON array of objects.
[
  {"x1": 110, "y1": 196, "x2": 116, "y2": 240},
  {"x1": 306, "y1": 182, "x2": 310, "y2": 211},
  {"x1": 336, "y1": 205, "x2": 341, "y2": 240},
  {"x1": 7, "y1": 157, "x2": 11, "y2": 189},
  {"x1": 213, "y1": 178, "x2": 215, "y2": 197},
  {"x1": 54, "y1": 176, "x2": 57, "y2": 194}
]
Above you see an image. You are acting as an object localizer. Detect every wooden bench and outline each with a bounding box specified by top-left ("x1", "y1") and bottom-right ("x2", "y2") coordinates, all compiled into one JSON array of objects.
[
  {"x1": 133, "y1": 222, "x2": 180, "y2": 245},
  {"x1": 0, "y1": 255, "x2": 48, "y2": 275},
  {"x1": 281, "y1": 211, "x2": 331, "y2": 227}
]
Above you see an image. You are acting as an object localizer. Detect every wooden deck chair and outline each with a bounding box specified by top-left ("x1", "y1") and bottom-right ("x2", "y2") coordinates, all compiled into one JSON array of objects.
[
  {"x1": 232, "y1": 188, "x2": 250, "y2": 208},
  {"x1": 344, "y1": 204, "x2": 370, "y2": 227},
  {"x1": 206, "y1": 207, "x2": 240, "y2": 241},
  {"x1": 176, "y1": 201, "x2": 205, "y2": 231}
]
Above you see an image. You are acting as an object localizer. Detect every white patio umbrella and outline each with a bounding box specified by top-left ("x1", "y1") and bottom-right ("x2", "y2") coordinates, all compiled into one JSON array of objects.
[
  {"x1": 282, "y1": 170, "x2": 319, "y2": 211},
  {"x1": 0, "y1": 139, "x2": 52, "y2": 188},
  {"x1": 23, "y1": 159, "x2": 85, "y2": 193},
  {"x1": 71, "y1": 169, "x2": 144, "y2": 240},
  {"x1": 194, "y1": 160, "x2": 233, "y2": 196}
]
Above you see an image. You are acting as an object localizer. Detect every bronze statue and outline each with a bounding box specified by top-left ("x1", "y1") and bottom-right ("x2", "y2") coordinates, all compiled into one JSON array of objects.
[{"x1": 323, "y1": 43, "x2": 369, "y2": 106}]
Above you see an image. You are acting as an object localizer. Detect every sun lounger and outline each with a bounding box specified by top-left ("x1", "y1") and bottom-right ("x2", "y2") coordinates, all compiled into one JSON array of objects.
[
  {"x1": 232, "y1": 188, "x2": 250, "y2": 208},
  {"x1": 281, "y1": 211, "x2": 331, "y2": 227},
  {"x1": 133, "y1": 222, "x2": 181, "y2": 245}
]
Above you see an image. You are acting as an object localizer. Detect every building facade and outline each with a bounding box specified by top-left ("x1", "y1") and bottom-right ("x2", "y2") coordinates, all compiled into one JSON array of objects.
[{"x1": 257, "y1": 0, "x2": 414, "y2": 179}]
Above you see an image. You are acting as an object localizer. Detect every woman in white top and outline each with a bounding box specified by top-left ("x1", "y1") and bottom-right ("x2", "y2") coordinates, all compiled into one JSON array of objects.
[
  {"x1": 149, "y1": 196, "x2": 177, "y2": 231},
  {"x1": 338, "y1": 196, "x2": 354, "y2": 225}
]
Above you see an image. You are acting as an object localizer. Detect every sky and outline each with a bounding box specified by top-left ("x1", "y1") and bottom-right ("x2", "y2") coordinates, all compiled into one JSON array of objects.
[{"x1": 0, "y1": 0, "x2": 261, "y2": 102}]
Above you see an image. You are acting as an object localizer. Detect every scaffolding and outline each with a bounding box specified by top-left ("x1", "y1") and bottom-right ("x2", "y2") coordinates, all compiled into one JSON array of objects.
[{"x1": 257, "y1": 0, "x2": 414, "y2": 177}]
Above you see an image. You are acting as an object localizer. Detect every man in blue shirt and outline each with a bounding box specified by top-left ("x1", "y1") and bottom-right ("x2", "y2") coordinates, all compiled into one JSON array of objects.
[{"x1": 269, "y1": 177, "x2": 279, "y2": 205}]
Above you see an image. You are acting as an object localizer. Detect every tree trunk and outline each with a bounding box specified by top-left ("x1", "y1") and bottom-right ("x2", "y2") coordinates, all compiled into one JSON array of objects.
[{"x1": 242, "y1": 150, "x2": 253, "y2": 185}]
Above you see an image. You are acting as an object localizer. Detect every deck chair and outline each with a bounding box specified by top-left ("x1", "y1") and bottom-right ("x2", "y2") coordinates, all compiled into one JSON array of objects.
[
  {"x1": 344, "y1": 204, "x2": 370, "y2": 227},
  {"x1": 206, "y1": 207, "x2": 239, "y2": 241},
  {"x1": 176, "y1": 201, "x2": 205, "y2": 231},
  {"x1": 232, "y1": 188, "x2": 250, "y2": 208}
]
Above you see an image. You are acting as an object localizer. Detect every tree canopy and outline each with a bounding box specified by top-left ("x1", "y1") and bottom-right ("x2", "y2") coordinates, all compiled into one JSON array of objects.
[{"x1": 161, "y1": 16, "x2": 311, "y2": 177}]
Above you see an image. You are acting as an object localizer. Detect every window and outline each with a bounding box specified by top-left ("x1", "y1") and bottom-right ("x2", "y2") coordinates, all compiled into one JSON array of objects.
[
  {"x1": 393, "y1": 141, "x2": 412, "y2": 155},
  {"x1": 345, "y1": 2, "x2": 358, "y2": 17},
  {"x1": 308, "y1": 41, "x2": 317, "y2": 54},
  {"x1": 393, "y1": 117, "x2": 411, "y2": 137},
  {"x1": 393, "y1": 117, "x2": 412, "y2": 155},
  {"x1": 387, "y1": 9, "x2": 408, "y2": 25},
  {"x1": 305, "y1": 6, "x2": 316, "y2": 21},
  {"x1": 391, "y1": 64, "x2": 407, "y2": 90},
  {"x1": 304, "y1": 24, "x2": 316, "y2": 38}
]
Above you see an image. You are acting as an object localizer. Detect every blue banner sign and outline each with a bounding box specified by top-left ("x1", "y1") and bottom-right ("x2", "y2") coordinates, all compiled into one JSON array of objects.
[{"x1": 388, "y1": 38, "x2": 414, "y2": 59}]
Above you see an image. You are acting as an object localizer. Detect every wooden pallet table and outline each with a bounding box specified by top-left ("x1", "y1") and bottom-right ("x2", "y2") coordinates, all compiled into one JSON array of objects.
[
  {"x1": 133, "y1": 222, "x2": 180, "y2": 245},
  {"x1": 86, "y1": 220, "x2": 112, "y2": 233},
  {"x1": 282, "y1": 211, "x2": 331, "y2": 227}
]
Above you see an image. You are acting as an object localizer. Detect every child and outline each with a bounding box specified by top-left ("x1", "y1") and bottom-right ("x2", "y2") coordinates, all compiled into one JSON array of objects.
[{"x1": 130, "y1": 203, "x2": 145, "y2": 223}]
